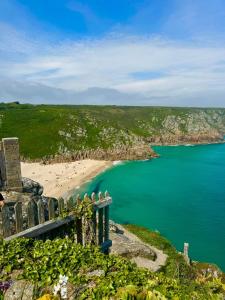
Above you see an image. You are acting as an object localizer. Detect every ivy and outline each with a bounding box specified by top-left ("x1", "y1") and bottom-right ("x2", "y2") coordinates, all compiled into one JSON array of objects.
[{"x1": 0, "y1": 237, "x2": 225, "y2": 299}]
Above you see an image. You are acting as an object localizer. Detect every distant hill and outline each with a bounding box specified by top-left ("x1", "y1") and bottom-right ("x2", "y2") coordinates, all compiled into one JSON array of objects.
[{"x1": 0, "y1": 103, "x2": 225, "y2": 160}]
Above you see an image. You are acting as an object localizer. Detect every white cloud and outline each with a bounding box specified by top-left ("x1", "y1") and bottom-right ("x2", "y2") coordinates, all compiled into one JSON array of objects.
[{"x1": 0, "y1": 22, "x2": 225, "y2": 106}]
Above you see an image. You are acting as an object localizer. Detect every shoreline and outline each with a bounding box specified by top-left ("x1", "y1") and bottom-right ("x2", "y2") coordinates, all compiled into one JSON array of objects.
[
  {"x1": 150, "y1": 139, "x2": 225, "y2": 147},
  {"x1": 20, "y1": 140, "x2": 225, "y2": 200},
  {"x1": 21, "y1": 160, "x2": 112, "y2": 199}
]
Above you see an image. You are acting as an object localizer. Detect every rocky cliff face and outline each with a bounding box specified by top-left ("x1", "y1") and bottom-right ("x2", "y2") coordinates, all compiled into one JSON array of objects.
[
  {"x1": 1, "y1": 104, "x2": 225, "y2": 161},
  {"x1": 53, "y1": 109, "x2": 225, "y2": 161},
  {"x1": 42, "y1": 143, "x2": 158, "y2": 163},
  {"x1": 147, "y1": 111, "x2": 225, "y2": 145}
]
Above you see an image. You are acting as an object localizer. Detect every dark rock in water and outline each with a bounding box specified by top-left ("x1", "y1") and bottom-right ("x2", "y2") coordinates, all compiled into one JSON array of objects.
[{"x1": 22, "y1": 177, "x2": 43, "y2": 195}]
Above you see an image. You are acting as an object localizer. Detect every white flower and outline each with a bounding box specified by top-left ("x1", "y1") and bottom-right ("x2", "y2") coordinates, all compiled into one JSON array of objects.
[
  {"x1": 53, "y1": 274, "x2": 68, "y2": 298},
  {"x1": 60, "y1": 286, "x2": 68, "y2": 299},
  {"x1": 59, "y1": 274, "x2": 68, "y2": 285},
  {"x1": 53, "y1": 283, "x2": 61, "y2": 296}
]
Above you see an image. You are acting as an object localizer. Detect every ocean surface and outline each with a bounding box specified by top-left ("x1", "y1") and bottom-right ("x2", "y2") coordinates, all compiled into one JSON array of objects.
[{"x1": 77, "y1": 143, "x2": 225, "y2": 271}]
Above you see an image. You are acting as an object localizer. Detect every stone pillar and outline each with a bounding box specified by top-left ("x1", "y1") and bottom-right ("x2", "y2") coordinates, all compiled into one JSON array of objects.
[
  {"x1": 183, "y1": 242, "x2": 190, "y2": 264},
  {"x1": 0, "y1": 141, "x2": 6, "y2": 189},
  {"x1": 2, "y1": 138, "x2": 22, "y2": 192}
]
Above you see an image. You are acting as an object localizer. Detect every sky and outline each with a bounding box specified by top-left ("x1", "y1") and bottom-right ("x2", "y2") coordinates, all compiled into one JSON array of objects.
[{"x1": 0, "y1": 0, "x2": 225, "y2": 107}]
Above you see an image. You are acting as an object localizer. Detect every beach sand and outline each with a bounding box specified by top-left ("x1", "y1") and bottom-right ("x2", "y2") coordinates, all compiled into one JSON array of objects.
[{"x1": 21, "y1": 160, "x2": 112, "y2": 199}]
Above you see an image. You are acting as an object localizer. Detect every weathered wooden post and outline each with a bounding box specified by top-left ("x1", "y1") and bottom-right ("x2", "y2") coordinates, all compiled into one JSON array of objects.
[
  {"x1": 58, "y1": 198, "x2": 65, "y2": 216},
  {"x1": 27, "y1": 199, "x2": 38, "y2": 227},
  {"x1": 75, "y1": 194, "x2": 83, "y2": 244},
  {"x1": 1, "y1": 205, "x2": 11, "y2": 237},
  {"x1": 14, "y1": 202, "x2": 23, "y2": 233},
  {"x1": 98, "y1": 192, "x2": 104, "y2": 245},
  {"x1": 48, "y1": 198, "x2": 55, "y2": 220},
  {"x1": 104, "y1": 191, "x2": 110, "y2": 242},
  {"x1": 37, "y1": 199, "x2": 45, "y2": 224},
  {"x1": 91, "y1": 192, "x2": 97, "y2": 244},
  {"x1": 67, "y1": 197, "x2": 74, "y2": 211}
]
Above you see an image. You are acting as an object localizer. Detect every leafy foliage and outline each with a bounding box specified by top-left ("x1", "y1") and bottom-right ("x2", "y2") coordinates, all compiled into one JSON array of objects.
[{"x1": 0, "y1": 236, "x2": 225, "y2": 299}]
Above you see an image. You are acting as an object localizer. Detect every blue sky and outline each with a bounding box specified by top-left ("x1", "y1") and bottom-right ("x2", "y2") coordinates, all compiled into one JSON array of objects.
[{"x1": 0, "y1": 0, "x2": 225, "y2": 106}]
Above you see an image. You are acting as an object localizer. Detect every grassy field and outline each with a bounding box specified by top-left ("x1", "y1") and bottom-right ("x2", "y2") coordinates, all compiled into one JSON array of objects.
[{"x1": 0, "y1": 102, "x2": 225, "y2": 159}]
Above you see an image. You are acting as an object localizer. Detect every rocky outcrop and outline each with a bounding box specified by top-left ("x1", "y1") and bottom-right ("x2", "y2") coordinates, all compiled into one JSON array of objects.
[
  {"x1": 110, "y1": 221, "x2": 167, "y2": 272},
  {"x1": 4, "y1": 280, "x2": 34, "y2": 300},
  {"x1": 43, "y1": 110, "x2": 225, "y2": 162},
  {"x1": 148, "y1": 132, "x2": 224, "y2": 145},
  {"x1": 22, "y1": 177, "x2": 43, "y2": 195},
  {"x1": 40, "y1": 143, "x2": 158, "y2": 163},
  {"x1": 147, "y1": 111, "x2": 225, "y2": 145}
]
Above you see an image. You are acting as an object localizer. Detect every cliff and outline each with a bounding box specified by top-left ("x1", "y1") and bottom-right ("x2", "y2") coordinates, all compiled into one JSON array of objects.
[
  {"x1": 148, "y1": 111, "x2": 225, "y2": 145},
  {"x1": 0, "y1": 103, "x2": 225, "y2": 160}
]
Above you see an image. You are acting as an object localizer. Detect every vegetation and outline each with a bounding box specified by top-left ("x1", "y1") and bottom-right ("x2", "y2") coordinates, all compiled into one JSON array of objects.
[
  {"x1": 1, "y1": 102, "x2": 225, "y2": 298},
  {"x1": 0, "y1": 102, "x2": 225, "y2": 160},
  {"x1": 0, "y1": 227, "x2": 224, "y2": 299},
  {"x1": 124, "y1": 225, "x2": 192, "y2": 280}
]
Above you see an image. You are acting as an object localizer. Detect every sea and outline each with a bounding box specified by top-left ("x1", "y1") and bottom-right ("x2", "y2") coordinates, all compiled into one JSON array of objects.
[{"x1": 76, "y1": 143, "x2": 225, "y2": 271}]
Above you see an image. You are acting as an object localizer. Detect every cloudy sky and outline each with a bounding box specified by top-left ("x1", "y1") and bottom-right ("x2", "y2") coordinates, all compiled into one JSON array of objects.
[{"x1": 0, "y1": 0, "x2": 225, "y2": 107}]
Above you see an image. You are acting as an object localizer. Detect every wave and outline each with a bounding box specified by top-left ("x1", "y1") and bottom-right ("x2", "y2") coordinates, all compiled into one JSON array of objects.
[{"x1": 113, "y1": 160, "x2": 123, "y2": 165}]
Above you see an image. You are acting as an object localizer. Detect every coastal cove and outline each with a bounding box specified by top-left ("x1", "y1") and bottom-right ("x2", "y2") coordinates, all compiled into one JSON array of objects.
[{"x1": 78, "y1": 143, "x2": 225, "y2": 271}]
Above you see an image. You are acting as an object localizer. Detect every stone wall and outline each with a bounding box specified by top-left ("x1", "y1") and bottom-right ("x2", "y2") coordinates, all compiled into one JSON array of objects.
[
  {"x1": 0, "y1": 141, "x2": 6, "y2": 189},
  {"x1": 0, "y1": 138, "x2": 22, "y2": 192}
]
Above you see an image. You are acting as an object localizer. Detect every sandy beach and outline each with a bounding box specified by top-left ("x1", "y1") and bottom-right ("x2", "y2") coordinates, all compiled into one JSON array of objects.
[{"x1": 21, "y1": 160, "x2": 112, "y2": 199}]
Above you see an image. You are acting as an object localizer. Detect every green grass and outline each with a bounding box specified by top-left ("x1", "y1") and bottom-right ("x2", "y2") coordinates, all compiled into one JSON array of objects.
[
  {"x1": 0, "y1": 102, "x2": 225, "y2": 160},
  {"x1": 124, "y1": 224, "x2": 193, "y2": 281},
  {"x1": 124, "y1": 225, "x2": 225, "y2": 292}
]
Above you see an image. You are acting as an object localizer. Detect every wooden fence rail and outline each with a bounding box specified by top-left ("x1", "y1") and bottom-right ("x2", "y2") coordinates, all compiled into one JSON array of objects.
[{"x1": 0, "y1": 191, "x2": 112, "y2": 253}]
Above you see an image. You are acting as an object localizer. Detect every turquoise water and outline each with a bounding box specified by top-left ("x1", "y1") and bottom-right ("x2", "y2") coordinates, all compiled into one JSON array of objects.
[{"x1": 78, "y1": 144, "x2": 225, "y2": 271}]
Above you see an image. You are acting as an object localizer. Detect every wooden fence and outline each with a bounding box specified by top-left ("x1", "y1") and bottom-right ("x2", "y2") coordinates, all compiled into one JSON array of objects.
[{"x1": 0, "y1": 191, "x2": 112, "y2": 253}]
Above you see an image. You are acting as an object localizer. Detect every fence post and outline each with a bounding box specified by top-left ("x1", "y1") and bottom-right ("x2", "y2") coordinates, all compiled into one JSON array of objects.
[
  {"x1": 104, "y1": 205, "x2": 109, "y2": 241},
  {"x1": 58, "y1": 198, "x2": 65, "y2": 216},
  {"x1": 92, "y1": 210, "x2": 97, "y2": 244},
  {"x1": 67, "y1": 197, "x2": 74, "y2": 211},
  {"x1": 1, "y1": 205, "x2": 11, "y2": 237},
  {"x1": 98, "y1": 192, "x2": 103, "y2": 201},
  {"x1": 15, "y1": 202, "x2": 23, "y2": 233},
  {"x1": 27, "y1": 199, "x2": 38, "y2": 228},
  {"x1": 0, "y1": 210, "x2": 2, "y2": 236},
  {"x1": 37, "y1": 200, "x2": 45, "y2": 224},
  {"x1": 75, "y1": 218, "x2": 83, "y2": 244},
  {"x1": 91, "y1": 192, "x2": 96, "y2": 202},
  {"x1": 48, "y1": 198, "x2": 55, "y2": 220},
  {"x1": 98, "y1": 208, "x2": 104, "y2": 245}
]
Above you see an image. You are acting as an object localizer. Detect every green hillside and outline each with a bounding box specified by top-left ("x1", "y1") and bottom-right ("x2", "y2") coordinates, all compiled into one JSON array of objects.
[{"x1": 0, "y1": 103, "x2": 225, "y2": 160}]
